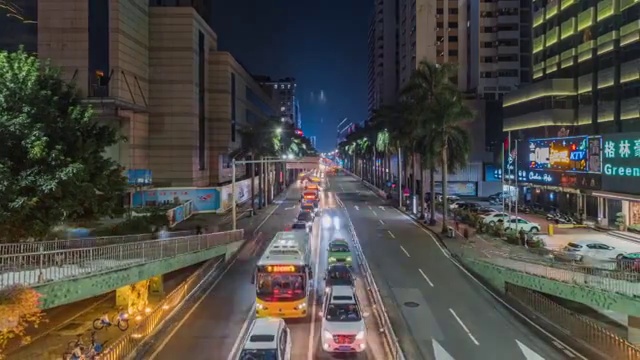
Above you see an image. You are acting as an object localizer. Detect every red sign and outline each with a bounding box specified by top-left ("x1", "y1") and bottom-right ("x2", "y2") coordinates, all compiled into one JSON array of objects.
[{"x1": 295, "y1": 129, "x2": 303, "y2": 136}]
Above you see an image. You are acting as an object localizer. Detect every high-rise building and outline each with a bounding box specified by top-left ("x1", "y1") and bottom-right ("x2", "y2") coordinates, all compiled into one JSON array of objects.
[
  {"x1": 503, "y1": 0, "x2": 640, "y2": 138},
  {"x1": 257, "y1": 77, "x2": 298, "y2": 126},
  {"x1": 367, "y1": 0, "x2": 398, "y2": 117},
  {"x1": 150, "y1": 0, "x2": 212, "y2": 24},
  {"x1": 293, "y1": 97, "x2": 302, "y2": 128},
  {"x1": 309, "y1": 136, "x2": 317, "y2": 149}
]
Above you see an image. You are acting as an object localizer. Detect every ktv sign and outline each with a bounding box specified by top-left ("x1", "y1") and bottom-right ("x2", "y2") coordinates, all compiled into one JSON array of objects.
[{"x1": 602, "y1": 133, "x2": 640, "y2": 194}]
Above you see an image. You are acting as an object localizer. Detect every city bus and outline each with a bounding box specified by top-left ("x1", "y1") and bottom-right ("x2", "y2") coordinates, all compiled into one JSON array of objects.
[{"x1": 253, "y1": 231, "x2": 312, "y2": 319}]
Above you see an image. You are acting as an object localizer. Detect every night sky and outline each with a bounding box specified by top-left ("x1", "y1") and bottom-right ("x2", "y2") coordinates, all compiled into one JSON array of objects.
[{"x1": 211, "y1": 0, "x2": 372, "y2": 152}]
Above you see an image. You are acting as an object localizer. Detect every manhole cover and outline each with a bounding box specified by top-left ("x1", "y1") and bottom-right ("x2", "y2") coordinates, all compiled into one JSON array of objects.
[{"x1": 404, "y1": 301, "x2": 420, "y2": 308}]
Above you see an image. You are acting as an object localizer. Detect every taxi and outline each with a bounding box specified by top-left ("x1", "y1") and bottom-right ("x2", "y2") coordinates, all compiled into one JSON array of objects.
[{"x1": 327, "y1": 239, "x2": 353, "y2": 267}]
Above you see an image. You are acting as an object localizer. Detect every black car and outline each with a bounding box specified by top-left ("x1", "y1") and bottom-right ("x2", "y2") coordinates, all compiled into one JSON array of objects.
[
  {"x1": 291, "y1": 221, "x2": 309, "y2": 231},
  {"x1": 297, "y1": 211, "x2": 314, "y2": 230},
  {"x1": 324, "y1": 264, "x2": 355, "y2": 290},
  {"x1": 458, "y1": 202, "x2": 480, "y2": 211}
]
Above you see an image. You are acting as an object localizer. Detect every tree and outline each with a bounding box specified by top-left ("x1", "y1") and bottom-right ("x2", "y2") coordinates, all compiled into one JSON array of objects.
[
  {"x1": 0, "y1": 285, "x2": 45, "y2": 356},
  {"x1": 0, "y1": 49, "x2": 127, "y2": 242}
]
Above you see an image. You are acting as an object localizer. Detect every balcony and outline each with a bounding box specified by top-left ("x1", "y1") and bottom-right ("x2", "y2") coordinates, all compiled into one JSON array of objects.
[
  {"x1": 596, "y1": 0, "x2": 616, "y2": 22},
  {"x1": 498, "y1": 46, "x2": 519, "y2": 55},
  {"x1": 498, "y1": 61, "x2": 520, "y2": 70},
  {"x1": 577, "y1": 7, "x2": 595, "y2": 31},
  {"x1": 560, "y1": 18, "x2": 576, "y2": 39},
  {"x1": 504, "y1": 108, "x2": 577, "y2": 131},
  {"x1": 503, "y1": 78, "x2": 575, "y2": 107},
  {"x1": 533, "y1": 8, "x2": 545, "y2": 28}
]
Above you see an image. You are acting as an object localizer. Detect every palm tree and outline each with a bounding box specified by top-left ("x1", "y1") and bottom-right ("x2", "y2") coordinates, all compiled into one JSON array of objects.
[{"x1": 402, "y1": 60, "x2": 472, "y2": 229}]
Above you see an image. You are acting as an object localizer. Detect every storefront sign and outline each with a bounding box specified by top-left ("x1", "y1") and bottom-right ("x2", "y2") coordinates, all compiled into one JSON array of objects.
[
  {"x1": 517, "y1": 170, "x2": 557, "y2": 185},
  {"x1": 484, "y1": 164, "x2": 501, "y2": 182},
  {"x1": 602, "y1": 133, "x2": 640, "y2": 194},
  {"x1": 527, "y1": 136, "x2": 590, "y2": 172}
]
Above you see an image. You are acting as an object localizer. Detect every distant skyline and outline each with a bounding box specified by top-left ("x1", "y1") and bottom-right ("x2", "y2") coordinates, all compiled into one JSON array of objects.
[{"x1": 211, "y1": 0, "x2": 371, "y2": 152}]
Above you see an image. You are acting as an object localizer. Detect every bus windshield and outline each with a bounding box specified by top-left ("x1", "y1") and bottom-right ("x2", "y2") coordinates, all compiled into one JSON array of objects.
[{"x1": 257, "y1": 272, "x2": 306, "y2": 301}]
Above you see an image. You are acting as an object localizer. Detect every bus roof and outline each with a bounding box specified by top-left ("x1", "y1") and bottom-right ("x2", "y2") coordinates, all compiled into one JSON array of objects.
[{"x1": 257, "y1": 231, "x2": 310, "y2": 267}]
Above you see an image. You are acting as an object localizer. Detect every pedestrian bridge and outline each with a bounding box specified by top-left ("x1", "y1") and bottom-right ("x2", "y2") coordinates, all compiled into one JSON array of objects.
[{"x1": 0, "y1": 230, "x2": 245, "y2": 309}]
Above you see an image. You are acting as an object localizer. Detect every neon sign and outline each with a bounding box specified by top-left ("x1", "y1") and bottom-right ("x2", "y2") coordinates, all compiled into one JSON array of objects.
[
  {"x1": 527, "y1": 136, "x2": 589, "y2": 172},
  {"x1": 266, "y1": 265, "x2": 297, "y2": 273}
]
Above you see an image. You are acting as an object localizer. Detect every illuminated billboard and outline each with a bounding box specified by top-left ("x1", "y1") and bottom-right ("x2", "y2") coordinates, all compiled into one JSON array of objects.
[{"x1": 527, "y1": 136, "x2": 589, "y2": 172}]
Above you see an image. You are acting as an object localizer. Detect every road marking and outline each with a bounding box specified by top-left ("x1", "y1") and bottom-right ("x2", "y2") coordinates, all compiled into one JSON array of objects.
[
  {"x1": 387, "y1": 230, "x2": 396, "y2": 239},
  {"x1": 226, "y1": 305, "x2": 256, "y2": 360},
  {"x1": 395, "y1": 209, "x2": 587, "y2": 359},
  {"x1": 379, "y1": 206, "x2": 386, "y2": 211},
  {"x1": 400, "y1": 245, "x2": 410, "y2": 257},
  {"x1": 284, "y1": 205, "x2": 296, "y2": 210},
  {"x1": 432, "y1": 339, "x2": 456, "y2": 360},
  {"x1": 372, "y1": 210, "x2": 377, "y2": 216},
  {"x1": 307, "y1": 215, "x2": 323, "y2": 360},
  {"x1": 379, "y1": 219, "x2": 384, "y2": 225},
  {"x1": 418, "y1": 269, "x2": 434, "y2": 287},
  {"x1": 368, "y1": 205, "x2": 372, "y2": 210},
  {"x1": 354, "y1": 205, "x2": 360, "y2": 210},
  {"x1": 150, "y1": 189, "x2": 289, "y2": 360},
  {"x1": 449, "y1": 308, "x2": 479, "y2": 345},
  {"x1": 516, "y1": 340, "x2": 546, "y2": 360}
]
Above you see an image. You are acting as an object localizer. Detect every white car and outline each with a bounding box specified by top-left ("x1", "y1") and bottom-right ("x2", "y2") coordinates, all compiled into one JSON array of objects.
[
  {"x1": 237, "y1": 317, "x2": 291, "y2": 360},
  {"x1": 557, "y1": 240, "x2": 627, "y2": 262},
  {"x1": 503, "y1": 217, "x2": 541, "y2": 233},
  {"x1": 321, "y1": 286, "x2": 366, "y2": 353},
  {"x1": 449, "y1": 201, "x2": 466, "y2": 210},
  {"x1": 482, "y1": 212, "x2": 511, "y2": 225}
]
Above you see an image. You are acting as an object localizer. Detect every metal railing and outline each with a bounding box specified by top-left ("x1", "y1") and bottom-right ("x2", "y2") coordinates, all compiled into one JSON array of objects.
[
  {"x1": 336, "y1": 194, "x2": 405, "y2": 360},
  {"x1": 0, "y1": 230, "x2": 195, "y2": 256},
  {"x1": 0, "y1": 230, "x2": 244, "y2": 288},
  {"x1": 96, "y1": 256, "x2": 226, "y2": 360},
  {"x1": 506, "y1": 283, "x2": 640, "y2": 360}
]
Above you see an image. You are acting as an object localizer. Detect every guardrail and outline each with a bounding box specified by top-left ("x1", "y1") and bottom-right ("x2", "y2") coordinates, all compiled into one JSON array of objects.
[
  {"x1": 96, "y1": 255, "x2": 226, "y2": 360},
  {"x1": 0, "y1": 230, "x2": 244, "y2": 288},
  {"x1": 336, "y1": 194, "x2": 405, "y2": 360},
  {"x1": 0, "y1": 230, "x2": 196, "y2": 256}
]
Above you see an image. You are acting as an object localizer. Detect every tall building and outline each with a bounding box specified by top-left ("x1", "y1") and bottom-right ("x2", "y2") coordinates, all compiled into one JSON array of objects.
[
  {"x1": 150, "y1": 0, "x2": 212, "y2": 24},
  {"x1": 293, "y1": 97, "x2": 302, "y2": 128},
  {"x1": 367, "y1": 0, "x2": 398, "y2": 117},
  {"x1": 11, "y1": 0, "x2": 276, "y2": 187},
  {"x1": 503, "y1": 0, "x2": 640, "y2": 138},
  {"x1": 309, "y1": 136, "x2": 317, "y2": 149},
  {"x1": 257, "y1": 77, "x2": 298, "y2": 126}
]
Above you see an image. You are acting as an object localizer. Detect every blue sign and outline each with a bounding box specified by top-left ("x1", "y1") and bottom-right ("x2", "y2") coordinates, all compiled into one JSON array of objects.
[
  {"x1": 484, "y1": 164, "x2": 501, "y2": 182},
  {"x1": 132, "y1": 188, "x2": 220, "y2": 212},
  {"x1": 127, "y1": 169, "x2": 153, "y2": 186}
]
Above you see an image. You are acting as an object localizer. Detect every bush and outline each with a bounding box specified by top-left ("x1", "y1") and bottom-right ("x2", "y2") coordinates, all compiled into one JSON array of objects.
[
  {"x1": 527, "y1": 236, "x2": 545, "y2": 248},
  {"x1": 91, "y1": 213, "x2": 169, "y2": 237},
  {"x1": 0, "y1": 285, "x2": 45, "y2": 355}
]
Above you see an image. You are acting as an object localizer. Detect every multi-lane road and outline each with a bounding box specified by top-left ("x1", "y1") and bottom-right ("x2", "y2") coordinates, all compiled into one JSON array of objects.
[
  {"x1": 334, "y1": 174, "x2": 584, "y2": 360},
  {"x1": 143, "y1": 178, "x2": 385, "y2": 359}
]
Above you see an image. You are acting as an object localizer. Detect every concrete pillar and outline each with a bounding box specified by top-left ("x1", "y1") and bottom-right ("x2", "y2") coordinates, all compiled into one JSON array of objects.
[
  {"x1": 629, "y1": 315, "x2": 640, "y2": 345},
  {"x1": 149, "y1": 275, "x2": 164, "y2": 296},
  {"x1": 115, "y1": 279, "x2": 150, "y2": 313}
]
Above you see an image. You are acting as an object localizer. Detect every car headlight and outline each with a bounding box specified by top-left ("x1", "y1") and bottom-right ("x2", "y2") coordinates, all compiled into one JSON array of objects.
[
  {"x1": 346, "y1": 256, "x2": 352, "y2": 262},
  {"x1": 295, "y1": 302, "x2": 307, "y2": 310},
  {"x1": 323, "y1": 330, "x2": 333, "y2": 339},
  {"x1": 328, "y1": 257, "x2": 336, "y2": 262},
  {"x1": 256, "y1": 303, "x2": 264, "y2": 310},
  {"x1": 355, "y1": 331, "x2": 365, "y2": 339}
]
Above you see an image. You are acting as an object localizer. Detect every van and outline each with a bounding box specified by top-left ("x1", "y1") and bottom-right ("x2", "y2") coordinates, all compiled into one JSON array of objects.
[{"x1": 238, "y1": 317, "x2": 291, "y2": 359}]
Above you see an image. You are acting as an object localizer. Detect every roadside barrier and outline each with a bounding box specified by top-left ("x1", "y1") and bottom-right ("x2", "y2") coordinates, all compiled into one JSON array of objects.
[{"x1": 335, "y1": 194, "x2": 406, "y2": 360}]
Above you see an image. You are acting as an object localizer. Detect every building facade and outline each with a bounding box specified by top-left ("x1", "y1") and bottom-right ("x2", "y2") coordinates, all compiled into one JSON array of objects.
[
  {"x1": 8, "y1": 0, "x2": 276, "y2": 188},
  {"x1": 367, "y1": 0, "x2": 398, "y2": 117},
  {"x1": 257, "y1": 77, "x2": 298, "y2": 125},
  {"x1": 500, "y1": 0, "x2": 640, "y2": 227}
]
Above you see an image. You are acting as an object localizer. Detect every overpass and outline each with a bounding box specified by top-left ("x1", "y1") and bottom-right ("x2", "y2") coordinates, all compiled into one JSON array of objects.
[{"x1": 0, "y1": 230, "x2": 244, "y2": 309}]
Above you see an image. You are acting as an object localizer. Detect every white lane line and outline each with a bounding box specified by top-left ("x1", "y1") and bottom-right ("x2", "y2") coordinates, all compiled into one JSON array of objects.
[
  {"x1": 372, "y1": 210, "x2": 378, "y2": 216},
  {"x1": 379, "y1": 219, "x2": 384, "y2": 225},
  {"x1": 354, "y1": 205, "x2": 360, "y2": 210},
  {"x1": 395, "y1": 208, "x2": 450, "y2": 258},
  {"x1": 449, "y1": 308, "x2": 480, "y2": 345},
  {"x1": 226, "y1": 305, "x2": 256, "y2": 360},
  {"x1": 307, "y1": 214, "x2": 323, "y2": 360},
  {"x1": 418, "y1": 269, "x2": 434, "y2": 287},
  {"x1": 387, "y1": 230, "x2": 396, "y2": 239},
  {"x1": 400, "y1": 245, "x2": 410, "y2": 258},
  {"x1": 368, "y1": 205, "x2": 372, "y2": 210},
  {"x1": 379, "y1": 206, "x2": 386, "y2": 211}
]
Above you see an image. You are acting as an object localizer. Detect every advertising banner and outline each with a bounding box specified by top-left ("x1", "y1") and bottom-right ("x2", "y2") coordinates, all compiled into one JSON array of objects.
[
  {"x1": 434, "y1": 182, "x2": 478, "y2": 197},
  {"x1": 132, "y1": 188, "x2": 220, "y2": 212},
  {"x1": 127, "y1": 169, "x2": 153, "y2": 186},
  {"x1": 526, "y1": 136, "x2": 590, "y2": 172},
  {"x1": 602, "y1": 133, "x2": 640, "y2": 193}
]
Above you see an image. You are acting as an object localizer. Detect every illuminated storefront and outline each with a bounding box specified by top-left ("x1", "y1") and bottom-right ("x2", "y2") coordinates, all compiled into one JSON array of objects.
[{"x1": 595, "y1": 133, "x2": 640, "y2": 230}]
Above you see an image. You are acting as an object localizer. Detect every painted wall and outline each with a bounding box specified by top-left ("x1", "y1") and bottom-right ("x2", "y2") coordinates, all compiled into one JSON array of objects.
[{"x1": 463, "y1": 258, "x2": 640, "y2": 317}]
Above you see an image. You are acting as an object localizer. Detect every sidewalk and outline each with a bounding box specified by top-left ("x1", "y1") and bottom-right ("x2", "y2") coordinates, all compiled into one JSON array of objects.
[{"x1": 7, "y1": 188, "x2": 291, "y2": 359}]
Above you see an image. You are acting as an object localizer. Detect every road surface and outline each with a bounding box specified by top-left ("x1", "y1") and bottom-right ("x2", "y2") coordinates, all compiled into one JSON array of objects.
[
  {"x1": 145, "y1": 180, "x2": 385, "y2": 359},
  {"x1": 333, "y1": 174, "x2": 583, "y2": 360}
]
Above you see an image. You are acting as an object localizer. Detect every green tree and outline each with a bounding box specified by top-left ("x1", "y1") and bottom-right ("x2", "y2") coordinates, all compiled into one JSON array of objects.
[{"x1": 0, "y1": 49, "x2": 126, "y2": 242}]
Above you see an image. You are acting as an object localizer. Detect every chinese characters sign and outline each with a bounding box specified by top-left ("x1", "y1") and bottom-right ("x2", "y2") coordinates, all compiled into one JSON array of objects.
[
  {"x1": 602, "y1": 133, "x2": 640, "y2": 194},
  {"x1": 527, "y1": 136, "x2": 589, "y2": 172}
]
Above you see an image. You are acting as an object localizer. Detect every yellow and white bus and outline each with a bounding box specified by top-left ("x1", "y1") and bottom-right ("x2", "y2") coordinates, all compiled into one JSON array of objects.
[{"x1": 253, "y1": 231, "x2": 312, "y2": 319}]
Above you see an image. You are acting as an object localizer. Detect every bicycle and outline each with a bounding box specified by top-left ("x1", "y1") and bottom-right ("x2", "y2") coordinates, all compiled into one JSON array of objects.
[
  {"x1": 92, "y1": 309, "x2": 129, "y2": 331},
  {"x1": 62, "y1": 332, "x2": 105, "y2": 360}
]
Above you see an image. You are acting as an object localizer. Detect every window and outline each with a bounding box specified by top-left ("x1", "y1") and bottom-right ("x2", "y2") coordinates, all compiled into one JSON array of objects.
[
  {"x1": 449, "y1": 36, "x2": 458, "y2": 42},
  {"x1": 231, "y1": 73, "x2": 236, "y2": 142},
  {"x1": 197, "y1": 31, "x2": 206, "y2": 170},
  {"x1": 448, "y1": 22, "x2": 458, "y2": 29},
  {"x1": 449, "y1": 8, "x2": 458, "y2": 15},
  {"x1": 88, "y1": 0, "x2": 110, "y2": 96},
  {"x1": 448, "y1": 50, "x2": 458, "y2": 56}
]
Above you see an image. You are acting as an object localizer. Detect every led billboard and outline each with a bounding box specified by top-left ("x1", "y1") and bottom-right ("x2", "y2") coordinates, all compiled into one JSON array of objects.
[{"x1": 527, "y1": 136, "x2": 589, "y2": 172}]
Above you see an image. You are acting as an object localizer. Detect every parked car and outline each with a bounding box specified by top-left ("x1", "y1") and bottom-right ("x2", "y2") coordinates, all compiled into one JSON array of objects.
[
  {"x1": 457, "y1": 202, "x2": 481, "y2": 212},
  {"x1": 483, "y1": 212, "x2": 511, "y2": 225},
  {"x1": 616, "y1": 252, "x2": 640, "y2": 272},
  {"x1": 503, "y1": 217, "x2": 541, "y2": 233},
  {"x1": 555, "y1": 240, "x2": 627, "y2": 263},
  {"x1": 449, "y1": 201, "x2": 466, "y2": 210},
  {"x1": 476, "y1": 207, "x2": 498, "y2": 216}
]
